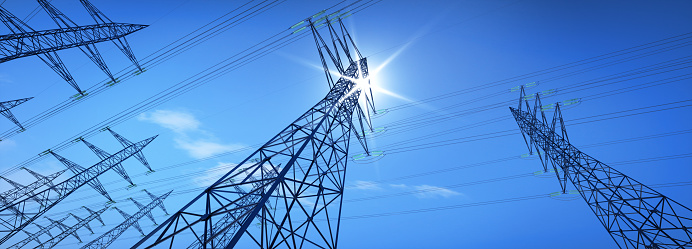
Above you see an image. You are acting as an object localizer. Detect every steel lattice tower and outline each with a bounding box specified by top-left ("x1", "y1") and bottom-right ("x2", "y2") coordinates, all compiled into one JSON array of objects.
[
  {"x1": 0, "y1": 135, "x2": 157, "y2": 245},
  {"x1": 81, "y1": 191, "x2": 171, "y2": 249},
  {"x1": 132, "y1": 16, "x2": 374, "y2": 249},
  {"x1": 510, "y1": 87, "x2": 692, "y2": 248}
]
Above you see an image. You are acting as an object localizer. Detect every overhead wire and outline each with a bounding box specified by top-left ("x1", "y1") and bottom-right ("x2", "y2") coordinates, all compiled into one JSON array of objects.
[{"x1": 0, "y1": 0, "x2": 378, "y2": 176}]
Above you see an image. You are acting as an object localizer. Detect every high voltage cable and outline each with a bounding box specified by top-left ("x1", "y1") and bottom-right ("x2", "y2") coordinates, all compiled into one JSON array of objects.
[
  {"x1": 0, "y1": 0, "x2": 378, "y2": 176},
  {"x1": 45, "y1": 175, "x2": 692, "y2": 248},
  {"x1": 0, "y1": 10, "x2": 684, "y2": 177},
  {"x1": 0, "y1": 0, "x2": 289, "y2": 139},
  {"x1": 32, "y1": 129, "x2": 692, "y2": 229},
  {"x1": 7, "y1": 60, "x2": 690, "y2": 216},
  {"x1": 375, "y1": 60, "x2": 691, "y2": 140},
  {"x1": 378, "y1": 56, "x2": 691, "y2": 135},
  {"x1": 381, "y1": 98, "x2": 692, "y2": 154},
  {"x1": 386, "y1": 33, "x2": 692, "y2": 111}
]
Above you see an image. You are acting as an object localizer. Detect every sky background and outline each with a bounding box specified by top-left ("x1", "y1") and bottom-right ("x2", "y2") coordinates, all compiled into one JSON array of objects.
[{"x1": 1, "y1": 0, "x2": 691, "y2": 248}]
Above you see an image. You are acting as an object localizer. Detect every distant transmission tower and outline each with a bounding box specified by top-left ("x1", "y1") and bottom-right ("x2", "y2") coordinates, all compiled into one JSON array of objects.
[
  {"x1": 0, "y1": 136, "x2": 157, "y2": 245},
  {"x1": 511, "y1": 87, "x2": 692, "y2": 248},
  {"x1": 132, "y1": 12, "x2": 375, "y2": 249}
]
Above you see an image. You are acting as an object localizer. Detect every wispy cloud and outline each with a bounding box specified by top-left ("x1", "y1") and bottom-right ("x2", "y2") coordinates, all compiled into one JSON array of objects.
[
  {"x1": 412, "y1": 185, "x2": 462, "y2": 198},
  {"x1": 138, "y1": 110, "x2": 200, "y2": 134},
  {"x1": 138, "y1": 110, "x2": 244, "y2": 159},
  {"x1": 174, "y1": 139, "x2": 244, "y2": 159},
  {"x1": 193, "y1": 162, "x2": 235, "y2": 187},
  {"x1": 349, "y1": 180, "x2": 382, "y2": 190}
]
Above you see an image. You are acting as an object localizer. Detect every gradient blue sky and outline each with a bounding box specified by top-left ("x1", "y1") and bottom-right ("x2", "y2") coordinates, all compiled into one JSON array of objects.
[{"x1": 1, "y1": 0, "x2": 691, "y2": 248}]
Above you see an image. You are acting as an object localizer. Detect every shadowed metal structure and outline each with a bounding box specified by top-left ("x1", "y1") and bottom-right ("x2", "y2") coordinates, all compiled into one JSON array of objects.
[
  {"x1": 511, "y1": 87, "x2": 692, "y2": 248},
  {"x1": 132, "y1": 14, "x2": 375, "y2": 249}
]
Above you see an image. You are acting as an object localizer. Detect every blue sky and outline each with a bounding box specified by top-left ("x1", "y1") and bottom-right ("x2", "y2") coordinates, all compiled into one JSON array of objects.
[{"x1": 1, "y1": 0, "x2": 691, "y2": 248}]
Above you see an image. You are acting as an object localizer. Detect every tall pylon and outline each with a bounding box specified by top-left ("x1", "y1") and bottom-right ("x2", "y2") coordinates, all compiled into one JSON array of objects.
[
  {"x1": 81, "y1": 191, "x2": 171, "y2": 249},
  {"x1": 132, "y1": 14, "x2": 374, "y2": 249},
  {"x1": 0, "y1": 135, "x2": 156, "y2": 245},
  {"x1": 0, "y1": 97, "x2": 32, "y2": 130},
  {"x1": 510, "y1": 87, "x2": 692, "y2": 248},
  {"x1": 0, "y1": 5, "x2": 147, "y2": 94}
]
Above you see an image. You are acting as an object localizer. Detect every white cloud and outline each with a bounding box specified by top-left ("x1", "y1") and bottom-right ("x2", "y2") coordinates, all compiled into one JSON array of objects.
[
  {"x1": 138, "y1": 110, "x2": 200, "y2": 134},
  {"x1": 174, "y1": 139, "x2": 244, "y2": 159},
  {"x1": 138, "y1": 110, "x2": 246, "y2": 159},
  {"x1": 0, "y1": 139, "x2": 17, "y2": 152},
  {"x1": 389, "y1": 183, "x2": 407, "y2": 189},
  {"x1": 413, "y1": 185, "x2": 462, "y2": 198},
  {"x1": 193, "y1": 162, "x2": 236, "y2": 187},
  {"x1": 349, "y1": 180, "x2": 381, "y2": 190}
]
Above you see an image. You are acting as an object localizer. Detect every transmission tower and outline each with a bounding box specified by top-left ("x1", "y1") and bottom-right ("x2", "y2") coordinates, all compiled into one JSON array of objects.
[
  {"x1": 7, "y1": 215, "x2": 70, "y2": 249},
  {"x1": 0, "y1": 4, "x2": 146, "y2": 93},
  {"x1": 81, "y1": 191, "x2": 171, "y2": 249},
  {"x1": 511, "y1": 87, "x2": 692, "y2": 248},
  {"x1": 0, "y1": 97, "x2": 32, "y2": 130},
  {"x1": 0, "y1": 135, "x2": 156, "y2": 245},
  {"x1": 0, "y1": 168, "x2": 66, "y2": 209},
  {"x1": 35, "y1": 206, "x2": 109, "y2": 249},
  {"x1": 132, "y1": 13, "x2": 375, "y2": 249}
]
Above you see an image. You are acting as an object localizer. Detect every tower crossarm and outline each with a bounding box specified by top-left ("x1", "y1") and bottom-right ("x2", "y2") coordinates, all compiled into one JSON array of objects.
[
  {"x1": 510, "y1": 90, "x2": 692, "y2": 249},
  {"x1": 0, "y1": 135, "x2": 156, "y2": 246},
  {"x1": 81, "y1": 191, "x2": 171, "y2": 249},
  {"x1": 0, "y1": 22, "x2": 147, "y2": 63}
]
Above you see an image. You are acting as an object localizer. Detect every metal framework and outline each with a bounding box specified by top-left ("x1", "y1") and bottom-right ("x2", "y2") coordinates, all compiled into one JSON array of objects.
[
  {"x1": 81, "y1": 191, "x2": 171, "y2": 249},
  {"x1": 79, "y1": 0, "x2": 144, "y2": 72},
  {"x1": 82, "y1": 205, "x2": 106, "y2": 226},
  {"x1": 510, "y1": 87, "x2": 692, "y2": 248},
  {"x1": 0, "y1": 135, "x2": 156, "y2": 245},
  {"x1": 7, "y1": 216, "x2": 70, "y2": 249},
  {"x1": 0, "y1": 4, "x2": 146, "y2": 93},
  {"x1": 113, "y1": 206, "x2": 146, "y2": 237},
  {"x1": 80, "y1": 137, "x2": 135, "y2": 187},
  {"x1": 51, "y1": 151, "x2": 114, "y2": 201},
  {"x1": 0, "y1": 97, "x2": 32, "y2": 130},
  {"x1": 35, "y1": 206, "x2": 109, "y2": 249},
  {"x1": 0, "y1": 168, "x2": 66, "y2": 209},
  {"x1": 37, "y1": 0, "x2": 117, "y2": 83},
  {"x1": 132, "y1": 17, "x2": 374, "y2": 249},
  {"x1": 107, "y1": 127, "x2": 154, "y2": 173}
]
